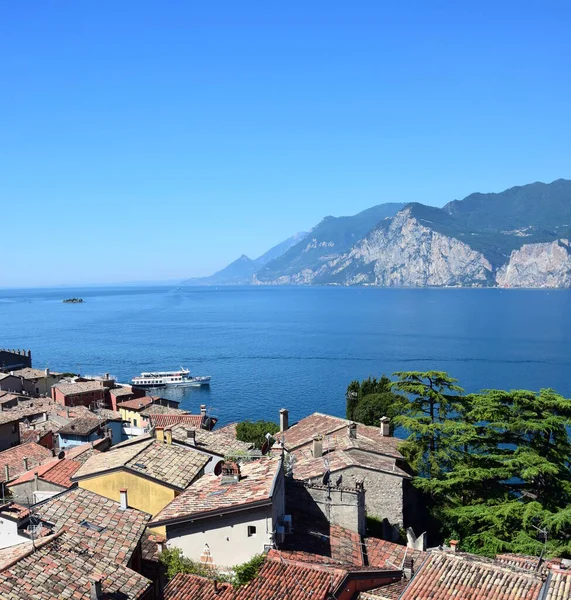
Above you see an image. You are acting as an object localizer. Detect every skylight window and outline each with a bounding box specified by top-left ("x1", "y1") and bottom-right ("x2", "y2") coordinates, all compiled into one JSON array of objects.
[{"x1": 80, "y1": 520, "x2": 106, "y2": 533}]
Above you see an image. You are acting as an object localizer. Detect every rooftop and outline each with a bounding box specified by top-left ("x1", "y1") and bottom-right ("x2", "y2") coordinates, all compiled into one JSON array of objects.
[
  {"x1": 149, "y1": 413, "x2": 206, "y2": 429},
  {"x1": 0, "y1": 531, "x2": 152, "y2": 600},
  {"x1": 151, "y1": 456, "x2": 282, "y2": 526},
  {"x1": 0, "y1": 442, "x2": 54, "y2": 483},
  {"x1": 53, "y1": 380, "x2": 104, "y2": 395},
  {"x1": 109, "y1": 386, "x2": 137, "y2": 397},
  {"x1": 0, "y1": 502, "x2": 31, "y2": 521},
  {"x1": 34, "y1": 487, "x2": 151, "y2": 566},
  {"x1": 73, "y1": 436, "x2": 210, "y2": 489},
  {"x1": 140, "y1": 404, "x2": 188, "y2": 416},
  {"x1": 399, "y1": 551, "x2": 543, "y2": 600},
  {"x1": 8, "y1": 457, "x2": 81, "y2": 489},
  {"x1": 57, "y1": 416, "x2": 105, "y2": 436},
  {"x1": 281, "y1": 413, "x2": 403, "y2": 459},
  {"x1": 117, "y1": 396, "x2": 157, "y2": 411},
  {"x1": 8, "y1": 368, "x2": 62, "y2": 380},
  {"x1": 171, "y1": 424, "x2": 254, "y2": 456}
]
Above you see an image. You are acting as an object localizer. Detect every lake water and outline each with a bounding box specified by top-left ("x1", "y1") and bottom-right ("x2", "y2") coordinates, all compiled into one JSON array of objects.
[{"x1": 1, "y1": 286, "x2": 570, "y2": 425}]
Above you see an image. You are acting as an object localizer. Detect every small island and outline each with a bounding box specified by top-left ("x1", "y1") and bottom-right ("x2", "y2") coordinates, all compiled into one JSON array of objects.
[{"x1": 63, "y1": 298, "x2": 84, "y2": 303}]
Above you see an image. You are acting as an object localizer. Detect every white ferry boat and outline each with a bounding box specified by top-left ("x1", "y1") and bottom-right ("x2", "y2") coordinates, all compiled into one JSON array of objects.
[{"x1": 131, "y1": 368, "x2": 211, "y2": 388}]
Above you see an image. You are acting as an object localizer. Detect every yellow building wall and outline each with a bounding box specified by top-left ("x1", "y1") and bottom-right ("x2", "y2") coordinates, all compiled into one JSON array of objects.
[
  {"x1": 78, "y1": 470, "x2": 175, "y2": 534},
  {"x1": 119, "y1": 407, "x2": 145, "y2": 427}
]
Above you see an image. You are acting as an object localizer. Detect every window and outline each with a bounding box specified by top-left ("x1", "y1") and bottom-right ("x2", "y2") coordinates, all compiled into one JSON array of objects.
[
  {"x1": 133, "y1": 419, "x2": 138, "y2": 427},
  {"x1": 247, "y1": 526, "x2": 257, "y2": 537}
]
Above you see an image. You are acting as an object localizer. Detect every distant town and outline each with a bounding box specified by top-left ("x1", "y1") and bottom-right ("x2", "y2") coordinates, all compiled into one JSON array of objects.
[{"x1": 0, "y1": 346, "x2": 569, "y2": 599}]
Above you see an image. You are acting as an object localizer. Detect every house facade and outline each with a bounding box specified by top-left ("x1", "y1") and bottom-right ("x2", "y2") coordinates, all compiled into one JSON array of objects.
[{"x1": 150, "y1": 457, "x2": 285, "y2": 568}]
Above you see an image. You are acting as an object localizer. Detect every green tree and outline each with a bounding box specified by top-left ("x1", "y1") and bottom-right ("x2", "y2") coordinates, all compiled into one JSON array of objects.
[
  {"x1": 391, "y1": 371, "x2": 464, "y2": 478},
  {"x1": 236, "y1": 420, "x2": 279, "y2": 449},
  {"x1": 346, "y1": 375, "x2": 404, "y2": 428}
]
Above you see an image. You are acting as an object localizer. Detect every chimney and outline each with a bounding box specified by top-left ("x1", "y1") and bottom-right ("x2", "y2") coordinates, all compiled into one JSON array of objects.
[
  {"x1": 4, "y1": 465, "x2": 9, "y2": 481},
  {"x1": 34, "y1": 471, "x2": 39, "y2": 491},
  {"x1": 186, "y1": 429, "x2": 196, "y2": 445},
  {"x1": 200, "y1": 404, "x2": 207, "y2": 417},
  {"x1": 449, "y1": 539, "x2": 459, "y2": 553},
  {"x1": 403, "y1": 556, "x2": 414, "y2": 579},
  {"x1": 220, "y1": 461, "x2": 241, "y2": 485},
  {"x1": 23, "y1": 458, "x2": 29, "y2": 471},
  {"x1": 44, "y1": 368, "x2": 50, "y2": 377},
  {"x1": 165, "y1": 428, "x2": 173, "y2": 445},
  {"x1": 90, "y1": 573, "x2": 104, "y2": 600},
  {"x1": 279, "y1": 408, "x2": 289, "y2": 432},
  {"x1": 312, "y1": 435, "x2": 323, "y2": 458},
  {"x1": 347, "y1": 422, "x2": 357, "y2": 439},
  {"x1": 155, "y1": 427, "x2": 164, "y2": 443},
  {"x1": 380, "y1": 416, "x2": 391, "y2": 437},
  {"x1": 157, "y1": 539, "x2": 165, "y2": 554},
  {"x1": 119, "y1": 488, "x2": 128, "y2": 510}
]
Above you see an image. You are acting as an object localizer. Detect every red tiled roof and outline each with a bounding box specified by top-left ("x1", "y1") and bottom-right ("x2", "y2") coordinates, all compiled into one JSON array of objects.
[
  {"x1": 151, "y1": 457, "x2": 282, "y2": 525},
  {"x1": 164, "y1": 556, "x2": 351, "y2": 600},
  {"x1": 8, "y1": 457, "x2": 80, "y2": 488},
  {"x1": 365, "y1": 537, "x2": 425, "y2": 570},
  {"x1": 0, "y1": 502, "x2": 31, "y2": 521},
  {"x1": 281, "y1": 413, "x2": 403, "y2": 459},
  {"x1": 400, "y1": 552, "x2": 543, "y2": 600},
  {"x1": 150, "y1": 413, "x2": 204, "y2": 429},
  {"x1": 117, "y1": 396, "x2": 156, "y2": 411},
  {"x1": 545, "y1": 567, "x2": 571, "y2": 600},
  {"x1": 0, "y1": 531, "x2": 152, "y2": 600},
  {"x1": 0, "y1": 442, "x2": 53, "y2": 483},
  {"x1": 34, "y1": 487, "x2": 151, "y2": 566},
  {"x1": 360, "y1": 579, "x2": 410, "y2": 599}
]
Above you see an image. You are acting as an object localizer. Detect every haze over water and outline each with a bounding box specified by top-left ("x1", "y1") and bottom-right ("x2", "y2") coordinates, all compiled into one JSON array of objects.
[{"x1": 1, "y1": 286, "x2": 570, "y2": 425}]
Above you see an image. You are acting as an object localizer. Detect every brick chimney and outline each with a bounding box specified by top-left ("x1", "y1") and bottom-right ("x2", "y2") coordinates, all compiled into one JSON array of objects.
[
  {"x1": 312, "y1": 435, "x2": 323, "y2": 458},
  {"x1": 119, "y1": 488, "x2": 128, "y2": 510},
  {"x1": 347, "y1": 422, "x2": 357, "y2": 439},
  {"x1": 449, "y1": 539, "x2": 459, "y2": 552},
  {"x1": 90, "y1": 573, "x2": 104, "y2": 600},
  {"x1": 380, "y1": 416, "x2": 391, "y2": 437},
  {"x1": 220, "y1": 462, "x2": 241, "y2": 485},
  {"x1": 279, "y1": 408, "x2": 289, "y2": 432},
  {"x1": 186, "y1": 429, "x2": 196, "y2": 445},
  {"x1": 165, "y1": 428, "x2": 173, "y2": 445}
]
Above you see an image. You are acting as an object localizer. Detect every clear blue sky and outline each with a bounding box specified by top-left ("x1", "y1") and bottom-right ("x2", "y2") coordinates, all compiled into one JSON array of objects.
[{"x1": 1, "y1": 1, "x2": 570, "y2": 287}]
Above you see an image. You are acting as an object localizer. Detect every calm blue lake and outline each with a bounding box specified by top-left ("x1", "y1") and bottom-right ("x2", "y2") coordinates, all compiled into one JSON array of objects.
[{"x1": 1, "y1": 286, "x2": 570, "y2": 425}]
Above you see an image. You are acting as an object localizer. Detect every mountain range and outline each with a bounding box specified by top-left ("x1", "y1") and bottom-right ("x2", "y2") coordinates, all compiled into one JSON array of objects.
[{"x1": 185, "y1": 179, "x2": 571, "y2": 288}]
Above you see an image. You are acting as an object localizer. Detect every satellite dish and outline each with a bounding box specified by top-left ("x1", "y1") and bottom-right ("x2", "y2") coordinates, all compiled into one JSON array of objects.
[
  {"x1": 57, "y1": 451, "x2": 65, "y2": 460},
  {"x1": 322, "y1": 470, "x2": 330, "y2": 486},
  {"x1": 261, "y1": 440, "x2": 269, "y2": 455}
]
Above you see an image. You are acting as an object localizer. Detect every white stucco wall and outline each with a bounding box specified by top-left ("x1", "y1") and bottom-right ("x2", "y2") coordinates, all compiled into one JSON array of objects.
[
  {"x1": 166, "y1": 506, "x2": 274, "y2": 569},
  {"x1": 0, "y1": 517, "x2": 29, "y2": 549}
]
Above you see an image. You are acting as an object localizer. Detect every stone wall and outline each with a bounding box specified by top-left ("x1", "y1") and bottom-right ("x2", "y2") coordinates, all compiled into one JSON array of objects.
[
  {"x1": 285, "y1": 479, "x2": 366, "y2": 535},
  {"x1": 341, "y1": 467, "x2": 406, "y2": 526}
]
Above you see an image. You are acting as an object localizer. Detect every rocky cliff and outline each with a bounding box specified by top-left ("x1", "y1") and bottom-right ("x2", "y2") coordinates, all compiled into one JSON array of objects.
[
  {"x1": 254, "y1": 208, "x2": 495, "y2": 286},
  {"x1": 496, "y1": 239, "x2": 571, "y2": 288}
]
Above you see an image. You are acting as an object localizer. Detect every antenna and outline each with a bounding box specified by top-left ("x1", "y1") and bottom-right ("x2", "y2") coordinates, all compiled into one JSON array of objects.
[{"x1": 531, "y1": 524, "x2": 548, "y2": 570}]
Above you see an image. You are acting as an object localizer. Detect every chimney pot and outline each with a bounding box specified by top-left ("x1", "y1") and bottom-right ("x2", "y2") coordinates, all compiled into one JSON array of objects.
[
  {"x1": 279, "y1": 408, "x2": 289, "y2": 432},
  {"x1": 449, "y1": 539, "x2": 459, "y2": 552},
  {"x1": 347, "y1": 422, "x2": 357, "y2": 439},
  {"x1": 119, "y1": 488, "x2": 128, "y2": 510},
  {"x1": 312, "y1": 435, "x2": 323, "y2": 458},
  {"x1": 165, "y1": 428, "x2": 173, "y2": 445},
  {"x1": 90, "y1": 574, "x2": 104, "y2": 600},
  {"x1": 200, "y1": 404, "x2": 207, "y2": 417},
  {"x1": 380, "y1": 416, "x2": 391, "y2": 437},
  {"x1": 23, "y1": 457, "x2": 29, "y2": 470},
  {"x1": 220, "y1": 461, "x2": 241, "y2": 484}
]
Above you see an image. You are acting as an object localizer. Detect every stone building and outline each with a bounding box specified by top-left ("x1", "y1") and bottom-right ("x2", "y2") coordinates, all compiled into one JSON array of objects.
[{"x1": 277, "y1": 411, "x2": 413, "y2": 527}]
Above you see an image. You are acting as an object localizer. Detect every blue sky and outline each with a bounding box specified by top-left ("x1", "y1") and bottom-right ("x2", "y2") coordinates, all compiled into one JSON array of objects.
[{"x1": 1, "y1": 1, "x2": 570, "y2": 286}]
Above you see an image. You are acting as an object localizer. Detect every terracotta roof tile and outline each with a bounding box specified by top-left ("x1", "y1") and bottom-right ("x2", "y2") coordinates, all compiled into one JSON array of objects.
[
  {"x1": 545, "y1": 567, "x2": 571, "y2": 600},
  {"x1": 117, "y1": 396, "x2": 156, "y2": 411},
  {"x1": 281, "y1": 413, "x2": 403, "y2": 458},
  {"x1": 0, "y1": 442, "x2": 53, "y2": 483},
  {"x1": 400, "y1": 552, "x2": 543, "y2": 600},
  {"x1": 0, "y1": 540, "x2": 36, "y2": 570},
  {"x1": 365, "y1": 537, "x2": 425, "y2": 570},
  {"x1": 57, "y1": 416, "x2": 104, "y2": 436},
  {"x1": 73, "y1": 437, "x2": 209, "y2": 489},
  {"x1": 171, "y1": 424, "x2": 253, "y2": 456},
  {"x1": 53, "y1": 380, "x2": 105, "y2": 394},
  {"x1": 140, "y1": 404, "x2": 188, "y2": 416},
  {"x1": 34, "y1": 487, "x2": 151, "y2": 566},
  {"x1": 0, "y1": 502, "x2": 30, "y2": 521},
  {"x1": 7, "y1": 457, "x2": 81, "y2": 488},
  {"x1": 0, "y1": 531, "x2": 152, "y2": 600},
  {"x1": 151, "y1": 457, "x2": 282, "y2": 525},
  {"x1": 8, "y1": 368, "x2": 62, "y2": 380},
  {"x1": 150, "y1": 413, "x2": 205, "y2": 428}
]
